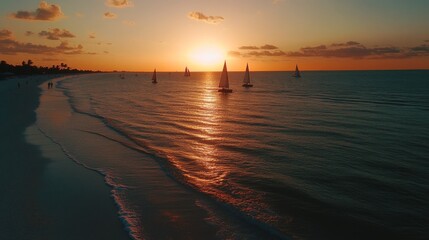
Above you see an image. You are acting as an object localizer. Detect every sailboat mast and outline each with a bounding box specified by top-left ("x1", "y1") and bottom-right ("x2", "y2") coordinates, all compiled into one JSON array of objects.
[{"x1": 152, "y1": 69, "x2": 157, "y2": 81}]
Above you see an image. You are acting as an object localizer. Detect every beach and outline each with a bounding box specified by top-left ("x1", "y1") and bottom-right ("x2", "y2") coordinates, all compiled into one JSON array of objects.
[{"x1": 0, "y1": 75, "x2": 130, "y2": 240}]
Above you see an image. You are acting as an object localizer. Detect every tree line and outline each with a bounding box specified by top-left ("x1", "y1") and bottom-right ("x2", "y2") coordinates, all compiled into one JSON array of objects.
[{"x1": 0, "y1": 59, "x2": 98, "y2": 77}]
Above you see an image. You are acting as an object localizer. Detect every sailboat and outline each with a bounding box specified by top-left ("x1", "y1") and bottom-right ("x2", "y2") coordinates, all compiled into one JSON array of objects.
[
  {"x1": 242, "y1": 63, "x2": 253, "y2": 87},
  {"x1": 184, "y1": 67, "x2": 191, "y2": 77},
  {"x1": 152, "y1": 69, "x2": 157, "y2": 83},
  {"x1": 293, "y1": 64, "x2": 301, "y2": 78},
  {"x1": 218, "y1": 61, "x2": 232, "y2": 93}
]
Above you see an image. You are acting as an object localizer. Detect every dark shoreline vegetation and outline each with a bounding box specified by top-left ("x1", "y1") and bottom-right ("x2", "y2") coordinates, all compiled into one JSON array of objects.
[{"x1": 0, "y1": 59, "x2": 98, "y2": 80}]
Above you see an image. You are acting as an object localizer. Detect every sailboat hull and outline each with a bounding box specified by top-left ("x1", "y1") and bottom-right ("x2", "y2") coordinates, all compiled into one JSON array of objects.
[
  {"x1": 152, "y1": 81, "x2": 157, "y2": 84},
  {"x1": 218, "y1": 88, "x2": 232, "y2": 93},
  {"x1": 242, "y1": 83, "x2": 253, "y2": 87}
]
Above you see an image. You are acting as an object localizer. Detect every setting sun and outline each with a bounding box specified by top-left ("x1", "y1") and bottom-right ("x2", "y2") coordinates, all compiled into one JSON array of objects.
[{"x1": 190, "y1": 46, "x2": 225, "y2": 67}]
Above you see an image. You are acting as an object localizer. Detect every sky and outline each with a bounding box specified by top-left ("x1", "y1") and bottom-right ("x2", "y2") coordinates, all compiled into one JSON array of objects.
[{"x1": 1, "y1": 0, "x2": 429, "y2": 71}]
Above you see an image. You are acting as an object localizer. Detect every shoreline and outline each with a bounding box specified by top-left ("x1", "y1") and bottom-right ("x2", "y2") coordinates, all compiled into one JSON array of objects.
[{"x1": 0, "y1": 75, "x2": 130, "y2": 239}]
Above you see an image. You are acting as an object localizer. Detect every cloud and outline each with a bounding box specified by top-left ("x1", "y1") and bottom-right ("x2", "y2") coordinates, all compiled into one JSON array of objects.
[
  {"x1": 287, "y1": 43, "x2": 401, "y2": 58},
  {"x1": 25, "y1": 31, "x2": 35, "y2": 36},
  {"x1": 104, "y1": 12, "x2": 117, "y2": 19},
  {"x1": 406, "y1": 44, "x2": 429, "y2": 58},
  {"x1": 239, "y1": 46, "x2": 259, "y2": 50},
  {"x1": 238, "y1": 44, "x2": 278, "y2": 50},
  {"x1": 188, "y1": 12, "x2": 224, "y2": 24},
  {"x1": 410, "y1": 44, "x2": 429, "y2": 52},
  {"x1": 229, "y1": 50, "x2": 286, "y2": 57},
  {"x1": 260, "y1": 44, "x2": 278, "y2": 50},
  {"x1": 331, "y1": 41, "x2": 360, "y2": 47},
  {"x1": 0, "y1": 29, "x2": 13, "y2": 39},
  {"x1": 10, "y1": 1, "x2": 63, "y2": 21},
  {"x1": 39, "y1": 28, "x2": 75, "y2": 40},
  {"x1": 0, "y1": 39, "x2": 86, "y2": 55},
  {"x1": 106, "y1": 0, "x2": 133, "y2": 8},
  {"x1": 248, "y1": 50, "x2": 286, "y2": 57},
  {"x1": 230, "y1": 41, "x2": 429, "y2": 59},
  {"x1": 89, "y1": 33, "x2": 96, "y2": 39},
  {"x1": 0, "y1": 30, "x2": 93, "y2": 56}
]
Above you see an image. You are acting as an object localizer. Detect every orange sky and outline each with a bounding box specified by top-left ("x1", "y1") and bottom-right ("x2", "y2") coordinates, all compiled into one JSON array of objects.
[{"x1": 1, "y1": 0, "x2": 429, "y2": 71}]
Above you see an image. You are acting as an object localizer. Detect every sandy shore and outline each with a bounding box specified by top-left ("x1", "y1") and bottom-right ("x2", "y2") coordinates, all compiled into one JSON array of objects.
[{"x1": 0, "y1": 75, "x2": 130, "y2": 240}]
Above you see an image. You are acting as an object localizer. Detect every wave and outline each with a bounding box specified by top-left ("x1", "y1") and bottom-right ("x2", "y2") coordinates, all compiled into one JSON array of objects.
[
  {"x1": 56, "y1": 77, "x2": 293, "y2": 239},
  {"x1": 51, "y1": 72, "x2": 429, "y2": 239},
  {"x1": 35, "y1": 124, "x2": 142, "y2": 240}
]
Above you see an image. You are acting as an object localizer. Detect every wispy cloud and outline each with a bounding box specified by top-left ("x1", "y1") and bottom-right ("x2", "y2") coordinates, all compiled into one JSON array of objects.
[
  {"x1": 39, "y1": 28, "x2": 75, "y2": 40},
  {"x1": 188, "y1": 11, "x2": 224, "y2": 24},
  {"x1": 89, "y1": 33, "x2": 96, "y2": 39},
  {"x1": 106, "y1": 0, "x2": 133, "y2": 8},
  {"x1": 238, "y1": 44, "x2": 279, "y2": 50},
  {"x1": 0, "y1": 30, "x2": 92, "y2": 55},
  {"x1": 247, "y1": 50, "x2": 286, "y2": 57},
  {"x1": 331, "y1": 41, "x2": 360, "y2": 47},
  {"x1": 409, "y1": 44, "x2": 429, "y2": 54},
  {"x1": 260, "y1": 44, "x2": 278, "y2": 50},
  {"x1": 239, "y1": 46, "x2": 259, "y2": 50},
  {"x1": 104, "y1": 12, "x2": 117, "y2": 19},
  {"x1": 230, "y1": 41, "x2": 429, "y2": 59},
  {"x1": 0, "y1": 29, "x2": 13, "y2": 39},
  {"x1": 25, "y1": 31, "x2": 35, "y2": 36},
  {"x1": 287, "y1": 42, "x2": 402, "y2": 58},
  {"x1": 10, "y1": 1, "x2": 63, "y2": 21}
]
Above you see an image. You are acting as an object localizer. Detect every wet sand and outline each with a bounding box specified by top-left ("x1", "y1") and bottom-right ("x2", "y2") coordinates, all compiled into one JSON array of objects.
[{"x1": 0, "y1": 75, "x2": 130, "y2": 240}]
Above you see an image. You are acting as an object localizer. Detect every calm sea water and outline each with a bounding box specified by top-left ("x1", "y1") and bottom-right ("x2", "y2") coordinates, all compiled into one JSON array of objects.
[{"x1": 39, "y1": 70, "x2": 429, "y2": 239}]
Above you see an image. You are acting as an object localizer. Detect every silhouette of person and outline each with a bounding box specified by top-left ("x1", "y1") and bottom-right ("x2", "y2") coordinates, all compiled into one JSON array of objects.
[{"x1": 17, "y1": 82, "x2": 20, "y2": 88}]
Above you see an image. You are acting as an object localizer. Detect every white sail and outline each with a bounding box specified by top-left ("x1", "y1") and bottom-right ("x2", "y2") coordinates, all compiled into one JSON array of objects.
[
  {"x1": 219, "y1": 61, "x2": 229, "y2": 88},
  {"x1": 243, "y1": 63, "x2": 250, "y2": 84}
]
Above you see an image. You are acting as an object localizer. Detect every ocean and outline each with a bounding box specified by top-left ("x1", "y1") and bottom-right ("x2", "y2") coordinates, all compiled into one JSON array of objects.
[{"x1": 36, "y1": 70, "x2": 429, "y2": 239}]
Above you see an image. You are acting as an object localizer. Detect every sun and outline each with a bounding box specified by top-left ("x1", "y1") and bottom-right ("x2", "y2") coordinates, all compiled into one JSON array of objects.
[{"x1": 190, "y1": 46, "x2": 225, "y2": 67}]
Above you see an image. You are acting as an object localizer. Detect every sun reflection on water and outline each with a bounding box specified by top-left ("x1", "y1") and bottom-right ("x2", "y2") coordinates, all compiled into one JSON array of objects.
[{"x1": 190, "y1": 73, "x2": 228, "y2": 185}]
